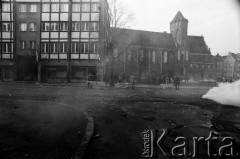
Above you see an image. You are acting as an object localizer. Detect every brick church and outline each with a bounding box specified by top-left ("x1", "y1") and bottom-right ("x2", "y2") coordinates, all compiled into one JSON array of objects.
[{"x1": 110, "y1": 11, "x2": 215, "y2": 83}]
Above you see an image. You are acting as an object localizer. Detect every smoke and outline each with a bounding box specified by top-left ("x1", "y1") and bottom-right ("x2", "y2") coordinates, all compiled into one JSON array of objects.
[{"x1": 202, "y1": 80, "x2": 240, "y2": 107}]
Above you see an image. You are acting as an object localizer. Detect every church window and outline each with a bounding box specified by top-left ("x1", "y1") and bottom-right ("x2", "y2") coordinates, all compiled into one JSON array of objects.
[
  {"x1": 178, "y1": 50, "x2": 180, "y2": 60},
  {"x1": 164, "y1": 51, "x2": 167, "y2": 63}
]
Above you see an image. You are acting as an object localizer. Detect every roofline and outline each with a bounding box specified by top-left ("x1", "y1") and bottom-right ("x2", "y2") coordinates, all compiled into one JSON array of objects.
[{"x1": 112, "y1": 27, "x2": 171, "y2": 35}]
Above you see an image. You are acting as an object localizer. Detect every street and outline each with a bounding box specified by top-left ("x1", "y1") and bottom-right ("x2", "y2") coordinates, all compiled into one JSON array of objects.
[{"x1": 0, "y1": 82, "x2": 240, "y2": 159}]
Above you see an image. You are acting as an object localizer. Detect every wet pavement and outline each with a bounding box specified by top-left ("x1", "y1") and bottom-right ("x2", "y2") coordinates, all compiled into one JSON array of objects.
[{"x1": 0, "y1": 82, "x2": 240, "y2": 159}]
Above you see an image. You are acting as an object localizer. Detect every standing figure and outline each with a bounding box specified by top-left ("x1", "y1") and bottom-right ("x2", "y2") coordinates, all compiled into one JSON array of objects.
[
  {"x1": 130, "y1": 76, "x2": 136, "y2": 90},
  {"x1": 87, "y1": 73, "x2": 92, "y2": 89},
  {"x1": 174, "y1": 76, "x2": 180, "y2": 90}
]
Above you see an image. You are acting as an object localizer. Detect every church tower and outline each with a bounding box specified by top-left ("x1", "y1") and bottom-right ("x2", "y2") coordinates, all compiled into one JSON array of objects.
[{"x1": 170, "y1": 11, "x2": 188, "y2": 49}]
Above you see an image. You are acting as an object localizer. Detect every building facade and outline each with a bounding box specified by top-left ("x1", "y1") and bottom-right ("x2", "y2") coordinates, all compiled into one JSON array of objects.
[
  {"x1": 221, "y1": 52, "x2": 240, "y2": 81},
  {"x1": 111, "y1": 11, "x2": 215, "y2": 83},
  {"x1": 0, "y1": 0, "x2": 108, "y2": 82}
]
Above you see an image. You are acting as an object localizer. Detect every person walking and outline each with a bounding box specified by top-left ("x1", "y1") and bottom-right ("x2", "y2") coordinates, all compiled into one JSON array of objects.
[{"x1": 87, "y1": 73, "x2": 92, "y2": 89}]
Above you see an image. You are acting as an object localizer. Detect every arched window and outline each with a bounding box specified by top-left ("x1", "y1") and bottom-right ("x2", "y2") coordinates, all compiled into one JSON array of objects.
[{"x1": 164, "y1": 51, "x2": 167, "y2": 63}]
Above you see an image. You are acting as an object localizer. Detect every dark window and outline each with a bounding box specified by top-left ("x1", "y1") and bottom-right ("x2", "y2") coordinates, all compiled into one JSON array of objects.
[
  {"x1": 81, "y1": 22, "x2": 89, "y2": 31},
  {"x1": 81, "y1": 43, "x2": 89, "y2": 53},
  {"x1": 72, "y1": 22, "x2": 80, "y2": 31},
  {"x1": 2, "y1": 43, "x2": 12, "y2": 53},
  {"x1": 19, "y1": 41, "x2": 26, "y2": 49},
  {"x1": 42, "y1": 23, "x2": 50, "y2": 31},
  {"x1": 71, "y1": 43, "x2": 79, "y2": 53},
  {"x1": 90, "y1": 22, "x2": 99, "y2": 31},
  {"x1": 50, "y1": 43, "x2": 58, "y2": 53},
  {"x1": 51, "y1": 23, "x2": 59, "y2": 31},
  {"x1": 2, "y1": 23, "x2": 11, "y2": 31},
  {"x1": 30, "y1": 41, "x2": 36, "y2": 50},
  {"x1": 41, "y1": 43, "x2": 49, "y2": 53},
  {"x1": 90, "y1": 43, "x2": 98, "y2": 53},
  {"x1": 60, "y1": 43, "x2": 67, "y2": 53},
  {"x1": 60, "y1": 22, "x2": 68, "y2": 31}
]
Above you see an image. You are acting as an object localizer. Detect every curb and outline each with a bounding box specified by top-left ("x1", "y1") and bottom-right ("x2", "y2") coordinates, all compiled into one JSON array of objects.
[{"x1": 75, "y1": 111, "x2": 94, "y2": 159}]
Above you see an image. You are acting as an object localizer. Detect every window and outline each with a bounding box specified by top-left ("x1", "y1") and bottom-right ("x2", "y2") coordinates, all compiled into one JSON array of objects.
[
  {"x1": 81, "y1": 43, "x2": 89, "y2": 53},
  {"x1": 60, "y1": 22, "x2": 68, "y2": 31},
  {"x1": 51, "y1": 4, "x2": 59, "y2": 12},
  {"x1": 42, "y1": 23, "x2": 50, "y2": 31},
  {"x1": 61, "y1": 4, "x2": 68, "y2": 12},
  {"x1": 29, "y1": 23, "x2": 36, "y2": 31},
  {"x1": 19, "y1": 23, "x2": 27, "y2": 31},
  {"x1": 72, "y1": 22, "x2": 80, "y2": 31},
  {"x1": 72, "y1": 4, "x2": 81, "y2": 12},
  {"x1": 152, "y1": 51, "x2": 156, "y2": 63},
  {"x1": 19, "y1": 4, "x2": 27, "y2": 12},
  {"x1": 19, "y1": 41, "x2": 26, "y2": 49},
  {"x1": 60, "y1": 43, "x2": 67, "y2": 53},
  {"x1": 50, "y1": 43, "x2": 58, "y2": 53},
  {"x1": 30, "y1": 41, "x2": 36, "y2": 49},
  {"x1": 51, "y1": 23, "x2": 59, "y2": 31},
  {"x1": 81, "y1": 22, "x2": 89, "y2": 31},
  {"x1": 2, "y1": 43, "x2": 11, "y2": 53},
  {"x1": 30, "y1": 4, "x2": 37, "y2": 12},
  {"x1": 177, "y1": 50, "x2": 180, "y2": 60},
  {"x1": 42, "y1": 4, "x2": 50, "y2": 12},
  {"x1": 82, "y1": 4, "x2": 90, "y2": 12},
  {"x1": 71, "y1": 43, "x2": 79, "y2": 53},
  {"x1": 90, "y1": 43, "x2": 98, "y2": 53},
  {"x1": 186, "y1": 51, "x2": 189, "y2": 61},
  {"x1": 2, "y1": 3, "x2": 11, "y2": 12},
  {"x1": 90, "y1": 22, "x2": 99, "y2": 31},
  {"x1": 2, "y1": 23, "x2": 11, "y2": 31},
  {"x1": 163, "y1": 51, "x2": 167, "y2": 63},
  {"x1": 41, "y1": 43, "x2": 49, "y2": 53},
  {"x1": 91, "y1": 4, "x2": 99, "y2": 12}
]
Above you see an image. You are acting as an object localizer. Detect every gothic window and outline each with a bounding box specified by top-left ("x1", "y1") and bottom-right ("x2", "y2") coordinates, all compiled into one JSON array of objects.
[{"x1": 163, "y1": 51, "x2": 167, "y2": 63}]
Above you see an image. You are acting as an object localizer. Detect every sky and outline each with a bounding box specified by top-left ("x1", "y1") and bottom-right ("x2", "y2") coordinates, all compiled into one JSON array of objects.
[{"x1": 121, "y1": 0, "x2": 240, "y2": 56}]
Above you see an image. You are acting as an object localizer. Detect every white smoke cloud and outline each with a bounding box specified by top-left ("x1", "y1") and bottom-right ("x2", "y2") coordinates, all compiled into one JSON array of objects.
[{"x1": 202, "y1": 80, "x2": 240, "y2": 107}]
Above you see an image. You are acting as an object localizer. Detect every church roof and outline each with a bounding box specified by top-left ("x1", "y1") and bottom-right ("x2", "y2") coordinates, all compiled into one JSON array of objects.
[
  {"x1": 112, "y1": 28, "x2": 176, "y2": 50},
  {"x1": 171, "y1": 11, "x2": 188, "y2": 23},
  {"x1": 186, "y1": 36, "x2": 210, "y2": 54}
]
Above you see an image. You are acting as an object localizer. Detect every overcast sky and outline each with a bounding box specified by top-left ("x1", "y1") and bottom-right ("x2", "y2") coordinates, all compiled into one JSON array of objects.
[{"x1": 121, "y1": 0, "x2": 240, "y2": 56}]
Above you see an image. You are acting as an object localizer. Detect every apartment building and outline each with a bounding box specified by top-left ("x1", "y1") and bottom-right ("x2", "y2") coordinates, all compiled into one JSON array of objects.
[{"x1": 0, "y1": 0, "x2": 108, "y2": 82}]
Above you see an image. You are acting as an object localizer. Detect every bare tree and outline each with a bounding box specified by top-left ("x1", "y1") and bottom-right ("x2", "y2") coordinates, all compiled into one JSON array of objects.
[
  {"x1": 103, "y1": 0, "x2": 135, "y2": 86},
  {"x1": 108, "y1": 0, "x2": 134, "y2": 29}
]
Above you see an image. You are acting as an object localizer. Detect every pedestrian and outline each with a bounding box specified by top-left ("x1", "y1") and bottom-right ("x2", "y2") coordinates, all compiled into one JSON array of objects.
[
  {"x1": 174, "y1": 76, "x2": 180, "y2": 90},
  {"x1": 130, "y1": 76, "x2": 136, "y2": 90},
  {"x1": 87, "y1": 73, "x2": 92, "y2": 89}
]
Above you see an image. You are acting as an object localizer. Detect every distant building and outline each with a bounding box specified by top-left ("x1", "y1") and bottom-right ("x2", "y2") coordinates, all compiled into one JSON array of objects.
[
  {"x1": 214, "y1": 53, "x2": 226, "y2": 82},
  {"x1": 111, "y1": 11, "x2": 214, "y2": 83},
  {"x1": 0, "y1": 0, "x2": 109, "y2": 82},
  {"x1": 222, "y1": 52, "x2": 240, "y2": 81}
]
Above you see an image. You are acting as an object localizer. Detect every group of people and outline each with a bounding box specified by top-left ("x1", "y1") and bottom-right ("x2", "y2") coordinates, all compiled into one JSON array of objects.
[
  {"x1": 165, "y1": 76, "x2": 180, "y2": 90},
  {"x1": 87, "y1": 73, "x2": 180, "y2": 90}
]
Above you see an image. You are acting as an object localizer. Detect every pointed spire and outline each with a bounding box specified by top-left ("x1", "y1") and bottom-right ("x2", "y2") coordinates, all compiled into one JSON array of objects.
[{"x1": 171, "y1": 11, "x2": 188, "y2": 23}]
